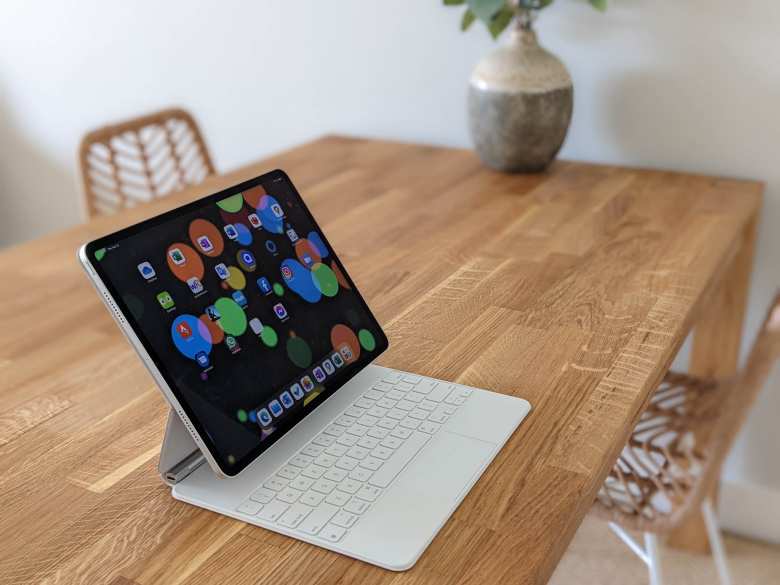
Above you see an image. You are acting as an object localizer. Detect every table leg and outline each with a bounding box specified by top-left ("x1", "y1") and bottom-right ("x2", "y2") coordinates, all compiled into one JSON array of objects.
[{"x1": 667, "y1": 216, "x2": 758, "y2": 553}]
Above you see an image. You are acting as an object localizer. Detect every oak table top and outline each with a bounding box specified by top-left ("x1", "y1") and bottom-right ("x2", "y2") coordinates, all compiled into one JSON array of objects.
[{"x1": 0, "y1": 136, "x2": 762, "y2": 585}]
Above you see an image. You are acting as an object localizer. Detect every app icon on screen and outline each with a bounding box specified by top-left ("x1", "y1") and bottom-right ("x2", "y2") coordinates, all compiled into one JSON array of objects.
[
  {"x1": 301, "y1": 253, "x2": 314, "y2": 267},
  {"x1": 256, "y1": 276, "x2": 272, "y2": 295},
  {"x1": 205, "y1": 305, "x2": 221, "y2": 321},
  {"x1": 225, "y1": 336, "x2": 240, "y2": 353},
  {"x1": 280, "y1": 266, "x2": 293, "y2": 281},
  {"x1": 265, "y1": 240, "x2": 278, "y2": 254},
  {"x1": 239, "y1": 250, "x2": 256, "y2": 270},
  {"x1": 156, "y1": 291, "x2": 175, "y2": 310},
  {"x1": 301, "y1": 376, "x2": 314, "y2": 392},
  {"x1": 286, "y1": 228, "x2": 299, "y2": 242},
  {"x1": 270, "y1": 203, "x2": 284, "y2": 218},
  {"x1": 247, "y1": 213, "x2": 262, "y2": 229},
  {"x1": 290, "y1": 383, "x2": 304, "y2": 400},
  {"x1": 273, "y1": 303, "x2": 288, "y2": 320},
  {"x1": 322, "y1": 359, "x2": 335, "y2": 375},
  {"x1": 176, "y1": 321, "x2": 192, "y2": 339},
  {"x1": 340, "y1": 345, "x2": 354, "y2": 362},
  {"x1": 195, "y1": 351, "x2": 210, "y2": 368},
  {"x1": 214, "y1": 263, "x2": 230, "y2": 280},
  {"x1": 196, "y1": 236, "x2": 214, "y2": 253},
  {"x1": 331, "y1": 352, "x2": 344, "y2": 368},
  {"x1": 257, "y1": 408, "x2": 272, "y2": 427},
  {"x1": 232, "y1": 291, "x2": 248, "y2": 307},
  {"x1": 249, "y1": 318, "x2": 263, "y2": 335},
  {"x1": 280, "y1": 391, "x2": 294, "y2": 409},
  {"x1": 137, "y1": 261, "x2": 156, "y2": 280},
  {"x1": 186, "y1": 277, "x2": 204, "y2": 294},
  {"x1": 313, "y1": 366, "x2": 326, "y2": 383},
  {"x1": 268, "y1": 399, "x2": 283, "y2": 418},
  {"x1": 169, "y1": 248, "x2": 186, "y2": 265},
  {"x1": 223, "y1": 224, "x2": 238, "y2": 240}
]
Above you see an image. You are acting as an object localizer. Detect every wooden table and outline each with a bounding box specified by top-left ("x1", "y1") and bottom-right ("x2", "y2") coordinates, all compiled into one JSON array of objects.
[{"x1": 0, "y1": 136, "x2": 762, "y2": 585}]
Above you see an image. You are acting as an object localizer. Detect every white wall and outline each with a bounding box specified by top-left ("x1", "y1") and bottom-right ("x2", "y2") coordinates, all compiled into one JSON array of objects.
[{"x1": 1, "y1": 0, "x2": 778, "y2": 537}]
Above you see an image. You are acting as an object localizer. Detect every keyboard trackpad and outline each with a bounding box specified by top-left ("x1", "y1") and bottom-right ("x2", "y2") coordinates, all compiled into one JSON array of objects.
[{"x1": 342, "y1": 430, "x2": 496, "y2": 570}]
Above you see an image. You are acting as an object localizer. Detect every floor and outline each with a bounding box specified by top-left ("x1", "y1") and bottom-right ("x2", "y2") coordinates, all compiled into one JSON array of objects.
[{"x1": 549, "y1": 515, "x2": 780, "y2": 585}]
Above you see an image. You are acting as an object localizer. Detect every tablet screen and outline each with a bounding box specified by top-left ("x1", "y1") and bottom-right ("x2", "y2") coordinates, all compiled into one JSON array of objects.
[{"x1": 86, "y1": 170, "x2": 387, "y2": 475}]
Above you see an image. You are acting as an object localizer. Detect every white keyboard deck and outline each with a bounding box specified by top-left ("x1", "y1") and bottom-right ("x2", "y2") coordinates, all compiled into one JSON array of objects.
[{"x1": 234, "y1": 371, "x2": 472, "y2": 543}]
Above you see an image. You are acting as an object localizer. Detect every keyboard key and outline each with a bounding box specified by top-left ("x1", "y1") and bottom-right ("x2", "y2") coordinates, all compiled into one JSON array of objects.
[
  {"x1": 366, "y1": 427, "x2": 389, "y2": 439},
  {"x1": 237, "y1": 500, "x2": 263, "y2": 515},
  {"x1": 320, "y1": 523, "x2": 347, "y2": 542},
  {"x1": 355, "y1": 397, "x2": 375, "y2": 409},
  {"x1": 371, "y1": 446, "x2": 393, "y2": 460},
  {"x1": 395, "y1": 381, "x2": 414, "y2": 392},
  {"x1": 367, "y1": 406, "x2": 388, "y2": 418},
  {"x1": 336, "y1": 434, "x2": 359, "y2": 447},
  {"x1": 325, "y1": 444, "x2": 348, "y2": 457},
  {"x1": 322, "y1": 425, "x2": 346, "y2": 438},
  {"x1": 312, "y1": 433, "x2": 336, "y2": 447},
  {"x1": 416, "y1": 379, "x2": 438, "y2": 394},
  {"x1": 357, "y1": 415, "x2": 379, "y2": 427},
  {"x1": 250, "y1": 487, "x2": 275, "y2": 504},
  {"x1": 377, "y1": 418, "x2": 397, "y2": 430},
  {"x1": 300, "y1": 491, "x2": 325, "y2": 506},
  {"x1": 335, "y1": 415, "x2": 357, "y2": 427},
  {"x1": 276, "y1": 465, "x2": 300, "y2": 480},
  {"x1": 314, "y1": 454, "x2": 338, "y2": 468},
  {"x1": 427, "y1": 383, "x2": 451, "y2": 402},
  {"x1": 406, "y1": 392, "x2": 425, "y2": 403},
  {"x1": 445, "y1": 393, "x2": 466, "y2": 406},
  {"x1": 289, "y1": 454, "x2": 313, "y2": 468},
  {"x1": 419, "y1": 400, "x2": 437, "y2": 411},
  {"x1": 290, "y1": 476, "x2": 315, "y2": 491},
  {"x1": 370, "y1": 431, "x2": 430, "y2": 488},
  {"x1": 335, "y1": 456, "x2": 360, "y2": 471},
  {"x1": 380, "y1": 436, "x2": 403, "y2": 449},
  {"x1": 459, "y1": 387, "x2": 473, "y2": 397},
  {"x1": 364, "y1": 388, "x2": 383, "y2": 400},
  {"x1": 312, "y1": 479, "x2": 337, "y2": 494},
  {"x1": 390, "y1": 427, "x2": 412, "y2": 440},
  {"x1": 409, "y1": 408, "x2": 428, "y2": 420},
  {"x1": 376, "y1": 398, "x2": 397, "y2": 409},
  {"x1": 344, "y1": 406, "x2": 365, "y2": 418},
  {"x1": 331, "y1": 510, "x2": 358, "y2": 528},
  {"x1": 400, "y1": 417, "x2": 420, "y2": 430},
  {"x1": 338, "y1": 479, "x2": 362, "y2": 494},
  {"x1": 387, "y1": 389, "x2": 405, "y2": 400},
  {"x1": 374, "y1": 381, "x2": 394, "y2": 391},
  {"x1": 346, "y1": 446, "x2": 370, "y2": 460},
  {"x1": 387, "y1": 409, "x2": 406, "y2": 420},
  {"x1": 301, "y1": 464, "x2": 327, "y2": 479},
  {"x1": 442, "y1": 404, "x2": 457, "y2": 415},
  {"x1": 302, "y1": 444, "x2": 325, "y2": 457},
  {"x1": 356, "y1": 485, "x2": 382, "y2": 502},
  {"x1": 402, "y1": 374, "x2": 422, "y2": 384},
  {"x1": 396, "y1": 400, "x2": 414, "y2": 411},
  {"x1": 344, "y1": 497, "x2": 370, "y2": 515},
  {"x1": 360, "y1": 457, "x2": 383, "y2": 471},
  {"x1": 345, "y1": 424, "x2": 369, "y2": 437},
  {"x1": 277, "y1": 487, "x2": 302, "y2": 504},
  {"x1": 350, "y1": 467, "x2": 373, "y2": 481},
  {"x1": 325, "y1": 490, "x2": 351, "y2": 507},
  {"x1": 357, "y1": 436, "x2": 379, "y2": 450},
  {"x1": 278, "y1": 502, "x2": 313, "y2": 528},
  {"x1": 429, "y1": 412, "x2": 449, "y2": 424},
  {"x1": 298, "y1": 503, "x2": 338, "y2": 535},
  {"x1": 323, "y1": 468, "x2": 348, "y2": 482},
  {"x1": 257, "y1": 499, "x2": 289, "y2": 522},
  {"x1": 418, "y1": 421, "x2": 441, "y2": 434},
  {"x1": 264, "y1": 476, "x2": 287, "y2": 491},
  {"x1": 383, "y1": 372, "x2": 403, "y2": 384}
]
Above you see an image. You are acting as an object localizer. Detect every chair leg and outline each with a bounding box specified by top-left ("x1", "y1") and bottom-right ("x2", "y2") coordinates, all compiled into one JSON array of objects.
[
  {"x1": 644, "y1": 533, "x2": 664, "y2": 585},
  {"x1": 701, "y1": 498, "x2": 733, "y2": 585}
]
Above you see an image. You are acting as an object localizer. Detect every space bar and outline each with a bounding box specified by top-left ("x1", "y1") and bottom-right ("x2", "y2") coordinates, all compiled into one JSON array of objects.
[{"x1": 369, "y1": 431, "x2": 430, "y2": 488}]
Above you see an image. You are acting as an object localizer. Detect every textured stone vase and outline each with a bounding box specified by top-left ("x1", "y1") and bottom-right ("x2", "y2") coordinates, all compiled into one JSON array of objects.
[{"x1": 468, "y1": 23, "x2": 573, "y2": 173}]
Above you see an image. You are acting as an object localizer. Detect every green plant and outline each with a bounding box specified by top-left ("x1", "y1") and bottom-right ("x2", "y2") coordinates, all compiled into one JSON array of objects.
[{"x1": 443, "y1": 0, "x2": 606, "y2": 39}]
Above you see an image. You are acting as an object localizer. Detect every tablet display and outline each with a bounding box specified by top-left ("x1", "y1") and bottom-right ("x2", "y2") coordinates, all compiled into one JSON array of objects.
[{"x1": 85, "y1": 170, "x2": 388, "y2": 475}]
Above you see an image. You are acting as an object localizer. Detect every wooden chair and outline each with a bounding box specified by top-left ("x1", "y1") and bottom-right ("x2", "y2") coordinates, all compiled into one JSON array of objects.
[
  {"x1": 79, "y1": 108, "x2": 215, "y2": 217},
  {"x1": 593, "y1": 291, "x2": 780, "y2": 585}
]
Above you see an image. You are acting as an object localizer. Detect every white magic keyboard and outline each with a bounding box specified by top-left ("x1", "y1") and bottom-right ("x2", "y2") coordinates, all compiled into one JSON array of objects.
[{"x1": 234, "y1": 371, "x2": 472, "y2": 543}]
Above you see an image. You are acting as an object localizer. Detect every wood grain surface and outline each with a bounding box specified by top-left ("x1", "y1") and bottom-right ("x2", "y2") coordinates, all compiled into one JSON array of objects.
[{"x1": 0, "y1": 136, "x2": 762, "y2": 585}]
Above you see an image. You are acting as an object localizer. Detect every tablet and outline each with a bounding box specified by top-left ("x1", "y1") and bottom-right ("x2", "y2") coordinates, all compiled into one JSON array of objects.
[{"x1": 81, "y1": 170, "x2": 388, "y2": 476}]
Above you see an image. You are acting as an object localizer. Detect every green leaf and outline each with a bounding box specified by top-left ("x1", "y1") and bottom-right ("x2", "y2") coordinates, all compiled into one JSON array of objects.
[
  {"x1": 461, "y1": 8, "x2": 477, "y2": 31},
  {"x1": 443, "y1": 0, "x2": 466, "y2": 5},
  {"x1": 467, "y1": 0, "x2": 506, "y2": 24},
  {"x1": 589, "y1": 0, "x2": 607, "y2": 11},
  {"x1": 488, "y1": 6, "x2": 514, "y2": 39}
]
